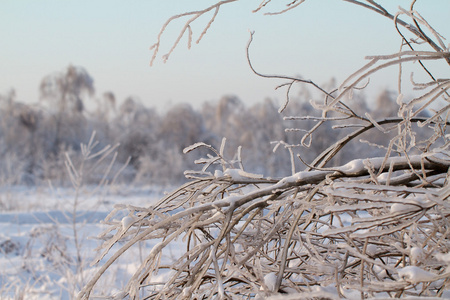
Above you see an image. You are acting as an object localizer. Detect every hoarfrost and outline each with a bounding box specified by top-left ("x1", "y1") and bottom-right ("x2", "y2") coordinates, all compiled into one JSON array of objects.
[
  {"x1": 183, "y1": 142, "x2": 210, "y2": 154},
  {"x1": 223, "y1": 168, "x2": 263, "y2": 180}
]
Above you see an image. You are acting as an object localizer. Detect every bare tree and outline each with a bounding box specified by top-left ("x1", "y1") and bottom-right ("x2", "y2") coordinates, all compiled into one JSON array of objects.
[{"x1": 79, "y1": 1, "x2": 450, "y2": 299}]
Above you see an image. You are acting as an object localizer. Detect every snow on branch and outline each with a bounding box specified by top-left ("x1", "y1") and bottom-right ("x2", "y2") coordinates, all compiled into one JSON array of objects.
[
  {"x1": 79, "y1": 143, "x2": 450, "y2": 298},
  {"x1": 81, "y1": 1, "x2": 450, "y2": 299}
]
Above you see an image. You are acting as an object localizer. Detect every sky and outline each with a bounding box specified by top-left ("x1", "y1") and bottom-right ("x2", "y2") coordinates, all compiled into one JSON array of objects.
[{"x1": 1, "y1": 0, "x2": 449, "y2": 111}]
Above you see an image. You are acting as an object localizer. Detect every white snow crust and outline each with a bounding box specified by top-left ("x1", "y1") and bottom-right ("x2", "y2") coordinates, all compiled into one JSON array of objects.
[
  {"x1": 397, "y1": 266, "x2": 436, "y2": 283},
  {"x1": 0, "y1": 185, "x2": 166, "y2": 299}
]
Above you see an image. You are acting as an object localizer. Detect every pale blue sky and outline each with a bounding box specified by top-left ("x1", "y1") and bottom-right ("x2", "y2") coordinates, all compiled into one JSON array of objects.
[{"x1": 1, "y1": 0, "x2": 449, "y2": 110}]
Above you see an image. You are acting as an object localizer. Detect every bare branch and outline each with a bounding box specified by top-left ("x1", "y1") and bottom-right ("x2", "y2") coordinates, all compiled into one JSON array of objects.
[
  {"x1": 263, "y1": 0, "x2": 306, "y2": 16},
  {"x1": 149, "y1": 0, "x2": 238, "y2": 66},
  {"x1": 246, "y1": 31, "x2": 335, "y2": 112}
]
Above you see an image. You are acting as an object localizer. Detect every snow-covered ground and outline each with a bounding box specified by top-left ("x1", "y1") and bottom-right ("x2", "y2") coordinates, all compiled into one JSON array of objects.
[
  {"x1": 0, "y1": 184, "x2": 169, "y2": 299},
  {"x1": 3, "y1": 183, "x2": 450, "y2": 299}
]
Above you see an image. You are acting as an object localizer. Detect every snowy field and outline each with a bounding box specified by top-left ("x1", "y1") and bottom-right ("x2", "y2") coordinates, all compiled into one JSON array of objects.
[{"x1": 0, "y1": 184, "x2": 171, "y2": 299}]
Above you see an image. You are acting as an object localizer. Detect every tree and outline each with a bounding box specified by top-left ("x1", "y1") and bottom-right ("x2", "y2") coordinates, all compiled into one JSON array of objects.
[
  {"x1": 159, "y1": 103, "x2": 205, "y2": 151},
  {"x1": 40, "y1": 65, "x2": 94, "y2": 153},
  {"x1": 0, "y1": 90, "x2": 42, "y2": 184},
  {"x1": 79, "y1": 1, "x2": 450, "y2": 299}
]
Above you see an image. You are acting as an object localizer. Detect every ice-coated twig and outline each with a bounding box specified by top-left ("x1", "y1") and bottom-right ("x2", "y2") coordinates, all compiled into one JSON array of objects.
[
  {"x1": 149, "y1": 0, "x2": 239, "y2": 66},
  {"x1": 82, "y1": 1, "x2": 450, "y2": 298}
]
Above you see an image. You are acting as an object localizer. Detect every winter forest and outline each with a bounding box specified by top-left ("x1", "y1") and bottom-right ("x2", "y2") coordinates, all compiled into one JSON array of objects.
[
  {"x1": 0, "y1": 66, "x2": 400, "y2": 187},
  {"x1": 2, "y1": 0, "x2": 450, "y2": 299}
]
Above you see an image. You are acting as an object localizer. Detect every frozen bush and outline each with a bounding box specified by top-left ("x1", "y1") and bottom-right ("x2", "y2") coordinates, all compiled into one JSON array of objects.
[{"x1": 79, "y1": 1, "x2": 450, "y2": 299}]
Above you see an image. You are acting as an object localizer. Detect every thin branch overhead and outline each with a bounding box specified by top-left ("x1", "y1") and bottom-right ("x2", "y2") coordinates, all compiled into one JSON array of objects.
[{"x1": 149, "y1": 0, "x2": 239, "y2": 66}]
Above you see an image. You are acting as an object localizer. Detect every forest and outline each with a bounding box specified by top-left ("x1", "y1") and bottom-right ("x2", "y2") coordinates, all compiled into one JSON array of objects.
[{"x1": 0, "y1": 66, "x2": 403, "y2": 187}]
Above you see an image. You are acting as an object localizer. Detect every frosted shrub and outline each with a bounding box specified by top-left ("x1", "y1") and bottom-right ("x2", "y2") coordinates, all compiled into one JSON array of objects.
[{"x1": 79, "y1": 1, "x2": 450, "y2": 299}]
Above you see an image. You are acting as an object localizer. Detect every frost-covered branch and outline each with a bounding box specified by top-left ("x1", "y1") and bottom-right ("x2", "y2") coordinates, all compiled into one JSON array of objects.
[
  {"x1": 149, "y1": 0, "x2": 238, "y2": 66},
  {"x1": 82, "y1": 1, "x2": 450, "y2": 299},
  {"x1": 246, "y1": 31, "x2": 336, "y2": 113},
  {"x1": 79, "y1": 145, "x2": 450, "y2": 298}
]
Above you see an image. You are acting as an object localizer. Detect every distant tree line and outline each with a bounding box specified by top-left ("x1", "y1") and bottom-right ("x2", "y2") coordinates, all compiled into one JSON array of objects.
[{"x1": 0, "y1": 65, "x2": 410, "y2": 186}]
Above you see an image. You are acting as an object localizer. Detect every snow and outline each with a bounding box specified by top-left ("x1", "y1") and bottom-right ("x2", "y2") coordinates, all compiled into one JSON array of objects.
[
  {"x1": 263, "y1": 272, "x2": 277, "y2": 292},
  {"x1": 310, "y1": 285, "x2": 360, "y2": 299},
  {"x1": 121, "y1": 216, "x2": 135, "y2": 231},
  {"x1": 223, "y1": 168, "x2": 263, "y2": 180},
  {"x1": 214, "y1": 169, "x2": 223, "y2": 178},
  {"x1": 340, "y1": 158, "x2": 365, "y2": 173},
  {"x1": 366, "y1": 244, "x2": 378, "y2": 256},
  {"x1": 372, "y1": 265, "x2": 388, "y2": 278},
  {"x1": 0, "y1": 185, "x2": 166, "y2": 299},
  {"x1": 397, "y1": 266, "x2": 436, "y2": 283},
  {"x1": 410, "y1": 247, "x2": 424, "y2": 265},
  {"x1": 390, "y1": 203, "x2": 419, "y2": 213},
  {"x1": 1, "y1": 181, "x2": 448, "y2": 298},
  {"x1": 435, "y1": 251, "x2": 450, "y2": 263}
]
